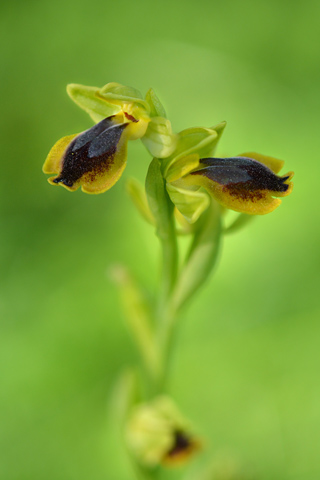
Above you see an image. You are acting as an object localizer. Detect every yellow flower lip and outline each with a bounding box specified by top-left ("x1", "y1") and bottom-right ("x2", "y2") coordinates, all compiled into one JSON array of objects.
[
  {"x1": 54, "y1": 117, "x2": 128, "y2": 188},
  {"x1": 43, "y1": 115, "x2": 132, "y2": 194}
]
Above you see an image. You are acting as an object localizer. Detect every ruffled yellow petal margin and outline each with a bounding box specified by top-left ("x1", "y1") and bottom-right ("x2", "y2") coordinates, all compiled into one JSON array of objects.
[
  {"x1": 43, "y1": 134, "x2": 78, "y2": 176},
  {"x1": 184, "y1": 153, "x2": 294, "y2": 215}
]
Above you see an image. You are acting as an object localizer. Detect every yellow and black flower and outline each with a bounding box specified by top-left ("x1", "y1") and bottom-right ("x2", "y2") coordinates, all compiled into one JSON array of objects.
[
  {"x1": 43, "y1": 114, "x2": 145, "y2": 194},
  {"x1": 186, "y1": 152, "x2": 294, "y2": 215},
  {"x1": 163, "y1": 126, "x2": 294, "y2": 220},
  {"x1": 43, "y1": 82, "x2": 151, "y2": 194}
]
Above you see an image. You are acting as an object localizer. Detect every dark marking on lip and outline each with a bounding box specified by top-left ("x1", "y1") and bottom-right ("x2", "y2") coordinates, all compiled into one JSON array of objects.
[
  {"x1": 53, "y1": 117, "x2": 128, "y2": 187},
  {"x1": 192, "y1": 157, "x2": 289, "y2": 194}
]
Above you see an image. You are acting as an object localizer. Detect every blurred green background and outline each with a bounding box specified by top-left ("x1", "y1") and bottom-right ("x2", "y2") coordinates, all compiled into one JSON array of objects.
[{"x1": 1, "y1": 0, "x2": 319, "y2": 478}]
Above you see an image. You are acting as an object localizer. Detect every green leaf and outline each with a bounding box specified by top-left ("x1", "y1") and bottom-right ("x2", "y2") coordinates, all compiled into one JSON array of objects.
[
  {"x1": 171, "y1": 200, "x2": 222, "y2": 311},
  {"x1": 66, "y1": 83, "x2": 121, "y2": 122}
]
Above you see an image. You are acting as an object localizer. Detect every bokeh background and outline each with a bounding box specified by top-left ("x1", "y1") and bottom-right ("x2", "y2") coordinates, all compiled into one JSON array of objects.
[{"x1": 1, "y1": 0, "x2": 320, "y2": 478}]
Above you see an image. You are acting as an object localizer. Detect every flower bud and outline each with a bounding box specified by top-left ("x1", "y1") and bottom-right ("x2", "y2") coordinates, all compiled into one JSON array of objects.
[{"x1": 125, "y1": 396, "x2": 200, "y2": 467}]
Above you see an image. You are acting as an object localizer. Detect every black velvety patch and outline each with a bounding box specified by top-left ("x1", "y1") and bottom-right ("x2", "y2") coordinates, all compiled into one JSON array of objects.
[
  {"x1": 166, "y1": 430, "x2": 193, "y2": 459},
  {"x1": 53, "y1": 117, "x2": 128, "y2": 187},
  {"x1": 193, "y1": 157, "x2": 289, "y2": 193}
]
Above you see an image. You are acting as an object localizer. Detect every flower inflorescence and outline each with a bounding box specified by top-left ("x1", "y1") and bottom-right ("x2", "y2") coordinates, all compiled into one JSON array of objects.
[
  {"x1": 42, "y1": 82, "x2": 295, "y2": 476},
  {"x1": 43, "y1": 82, "x2": 293, "y2": 217}
]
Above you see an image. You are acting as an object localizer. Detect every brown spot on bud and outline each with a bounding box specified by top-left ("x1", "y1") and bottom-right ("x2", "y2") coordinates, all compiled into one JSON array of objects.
[{"x1": 163, "y1": 430, "x2": 200, "y2": 466}]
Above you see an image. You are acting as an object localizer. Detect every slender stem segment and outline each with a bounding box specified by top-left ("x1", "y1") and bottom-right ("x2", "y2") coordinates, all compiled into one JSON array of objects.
[{"x1": 155, "y1": 200, "x2": 222, "y2": 393}]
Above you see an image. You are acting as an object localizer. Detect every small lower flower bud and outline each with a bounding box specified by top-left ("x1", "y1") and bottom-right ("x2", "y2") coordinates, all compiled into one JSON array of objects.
[{"x1": 125, "y1": 396, "x2": 200, "y2": 467}]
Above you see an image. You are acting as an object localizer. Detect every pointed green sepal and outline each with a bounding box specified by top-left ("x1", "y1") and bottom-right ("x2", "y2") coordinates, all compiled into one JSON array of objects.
[
  {"x1": 99, "y1": 82, "x2": 149, "y2": 111},
  {"x1": 145, "y1": 88, "x2": 167, "y2": 118},
  {"x1": 166, "y1": 182, "x2": 210, "y2": 224},
  {"x1": 67, "y1": 83, "x2": 122, "y2": 123},
  {"x1": 142, "y1": 117, "x2": 178, "y2": 158}
]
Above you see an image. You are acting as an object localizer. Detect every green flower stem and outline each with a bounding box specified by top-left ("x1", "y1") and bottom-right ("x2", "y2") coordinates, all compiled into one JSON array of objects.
[
  {"x1": 157, "y1": 230, "x2": 178, "y2": 320},
  {"x1": 145, "y1": 158, "x2": 180, "y2": 392},
  {"x1": 154, "y1": 200, "x2": 222, "y2": 393},
  {"x1": 146, "y1": 158, "x2": 178, "y2": 312},
  {"x1": 127, "y1": 161, "x2": 223, "y2": 479},
  {"x1": 150, "y1": 215, "x2": 178, "y2": 393},
  {"x1": 154, "y1": 304, "x2": 176, "y2": 393}
]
